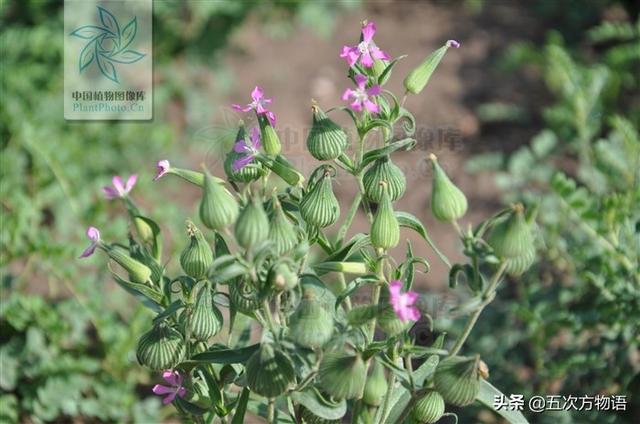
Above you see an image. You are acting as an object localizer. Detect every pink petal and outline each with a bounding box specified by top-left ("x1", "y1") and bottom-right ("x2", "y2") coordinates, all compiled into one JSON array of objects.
[
  {"x1": 162, "y1": 392, "x2": 177, "y2": 405},
  {"x1": 154, "y1": 160, "x2": 170, "y2": 181},
  {"x1": 233, "y1": 141, "x2": 249, "y2": 153},
  {"x1": 102, "y1": 186, "x2": 119, "y2": 200},
  {"x1": 361, "y1": 22, "x2": 376, "y2": 42},
  {"x1": 162, "y1": 370, "x2": 179, "y2": 386},
  {"x1": 340, "y1": 46, "x2": 359, "y2": 67},
  {"x1": 87, "y1": 227, "x2": 100, "y2": 242},
  {"x1": 251, "y1": 86, "x2": 264, "y2": 101},
  {"x1": 232, "y1": 104, "x2": 253, "y2": 113},
  {"x1": 177, "y1": 387, "x2": 186, "y2": 398},
  {"x1": 370, "y1": 45, "x2": 390, "y2": 61},
  {"x1": 364, "y1": 99, "x2": 379, "y2": 114},
  {"x1": 446, "y1": 39, "x2": 460, "y2": 48},
  {"x1": 112, "y1": 176, "x2": 124, "y2": 194},
  {"x1": 250, "y1": 127, "x2": 261, "y2": 148},
  {"x1": 255, "y1": 104, "x2": 267, "y2": 114},
  {"x1": 233, "y1": 155, "x2": 253, "y2": 172},
  {"x1": 265, "y1": 110, "x2": 277, "y2": 127},
  {"x1": 349, "y1": 100, "x2": 363, "y2": 112},
  {"x1": 125, "y1": 175, "x2": 137, "y2": 193},
  {"x1": 367, "y1": 85, "x2": 381, "y2": 96},
  {"x1": 403, "y1": 291, "x2": 419, "y2": 304},
  {"x1": 152, "y1": 384, "x2": 174, "y2": 395},
  {"x1": 79, "y1": 243, "x2": 97, "y2": 258},
  {"x1": 389, "y1": 280, "x2": 402, "y2": 296},
  {"x1": 354, "y1": 74, "x2": 368, "y2": 89},
  {"x1": 342, "y1": 88, "x2": 355, "y2": 101},
  {"x1": 361, "y1": 50, "x2": 374, "y2": 68}
]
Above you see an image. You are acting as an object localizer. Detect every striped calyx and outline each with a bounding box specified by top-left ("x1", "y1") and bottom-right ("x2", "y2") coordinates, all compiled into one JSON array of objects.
[
  {"x1": 245, "y1": 343, "x2": 295, "y2": 397},
  {"x1": 199, "y1": 171, "x2": 239, "y2": 230},
  {"x1": 306, "y1": 103, "x2": 348, "y2": 161},
  {"x1": 429, "y1": 154, "x2": 468, "y2": 222},
  {"x1": 298, "y1": 406, "x2": 341, "y2": 424},
  {"x1": 225, "y1": 123, "x2": 264, "y2": 183},
  {"x1": 234, "y1": 198, "x2": 269, "y2": 249},
  {"x1": 370, "y1": 182, "x2": 400, "y2": 249},
  {"x1": 300, "y1": 170, "x2": 340, "y2": 228},
  {"x1": 104, "y1": 245, "x2": 152, "y2": 284},
  {"x1": 488, "y1": 203, "x2": 535, "y2": 261},
  {"x1": 363, "y1": 156, "x2": 406, "y2": 203},
  {"x1": 269, "y1": 196, "x2": 298, "y2": 255},
  {"x1": 136, "y1": 322, "x2": 185, "y2": 370},
  {"x1": 434, "y1": 355, "x2": 481, "y2": 406},
  {"x1": 288, "y1": 291, "x2": 334, "y2": 349},
  {"x1": 188, "y1": 282, "x2": 222, "y2": 341},
  {"x1": 412, "y1": 390, "x2": 446, "y2": 423},
  {"x1": 318, "y1": 352, "x2": 366, "y2": 400},
  {"x1": 229, "y1": 278, "x2": 261, "y2": 314},
  {"x1": 180, "y1": 221, "x2": 214, "y2": 280},
  {"x1": 363, "y1": 360, "x2": 388, "y2": 407}
]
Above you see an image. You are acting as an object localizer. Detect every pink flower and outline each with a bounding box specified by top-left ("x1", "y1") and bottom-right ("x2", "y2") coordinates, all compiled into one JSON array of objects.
[
  {"x1": 79, "y1": 226, "x2": 101, "y2": 258},
  {"x1": 389, "y1": 280, "x2": 420, "y2": 322},
  {"x1": 154, "y1": 160, "x2": 170, "y2": 181},
  {"x1": 446, "y1": 39, "x2": 461, "y2": 48},
  {"x1": 340, "y1": 21, "x2": 389, "y2": 68},
  {"x1": 152, "y1": 370, "x2": 187, "y2": 405},
  {"x1": 102, "y1": 175, "x2": 137, "y2": 199},
  {"x1": 232, "y1": 86, "x2": 277, "y2": 127},
  {"x1": 342, "y1": 74, "x2": 381, "y2": 113},
  {"x1": 232, "y1": 127, "x2": 261, "y2": 172}
]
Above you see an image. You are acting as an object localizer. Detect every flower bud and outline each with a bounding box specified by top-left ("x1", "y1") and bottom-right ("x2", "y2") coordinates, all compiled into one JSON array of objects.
[
  {"x1": 318, "y1": 353, "x2": 366, "y2": 400},
  {"x1": 300, "y1": 170, "x2": 340, "y2": 228},
  {"x1": 259, "y1": 114, "x2": 281, "y2": 156},
  {"x1": 229, "y1": 278, "x2": 261, "y2": 314},
  {"x1": 136, "y1": 322, "x2": 185, "y2": 370},
  {"x1": 269, "y1": 263, "x2": 298, "y2": 292},
  {"x1": 269, "y1": 197, "x2": 298, "y2": 255},
  {"x1": 306, "y1": 103, "x2": 348, "y2": 161},
  {"x1": 363, "y1": 360, "x2": 387, "y2": 407},
  {"x1": 105, "y1": 245, "x2": 152, "y2": 284},
  {"x1": 188, "y1": 282, "x2": 223, "y2": 341},
  {"x1": 363, "y1": 156, "x2": 406, "y2": 203},
  {"x1": 199, "y1": 171, "x2": 239, "y2": 230},
  {"x1": 289, "y1": 291, "x2": 334, "y2": 349},
  {"x1": 225, "y1": 124, "x2": 264, "y2": 183},
  {"x1": 180, "y1": 221, "x2": 214, "y2": 280},
  {"x1": 245, "y1": 343, "x2": 295, "y2": 397},
  {"x1": 434, "y1": 356, "x2": 481, "y2": 407},
  {"x1": 234, "y1": 198, "x2": 269, "y2": 249},
  {"x1": 412, "y1": 390, "x2": 445, "y2": 424},
  {"x1": 133, "y1": 216, "x2": 154, "y2": 245},
  {"x1": 370, "y1": 182, "x2": 400, "y2": 249},
  {"x1": 403, "y1": 41, "x2": 459, "y2": 95},
  {"x1": 487, "y1": 204, "x2": 534, "y2": 259},
  {"x1": 429, "y1": 154, "x2": 468, "y2": 222}
]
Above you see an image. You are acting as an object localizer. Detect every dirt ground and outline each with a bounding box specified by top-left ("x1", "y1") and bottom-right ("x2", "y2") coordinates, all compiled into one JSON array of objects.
[{"x1": 211, "y1": 0, "x2": 547, "y2": 291}]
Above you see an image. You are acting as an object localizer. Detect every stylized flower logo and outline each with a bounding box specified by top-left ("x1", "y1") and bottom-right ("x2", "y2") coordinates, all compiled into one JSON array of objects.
[{"x1": 70, "y1": 6, "x2": 145, "y2": 83}]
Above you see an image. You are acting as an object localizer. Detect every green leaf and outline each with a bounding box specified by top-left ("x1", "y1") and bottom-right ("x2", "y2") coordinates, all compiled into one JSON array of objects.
[
  {"x1": 378, "y1": 55, "x2": 407, "y2": 86},
  {"x1": 477, "y1": 379, "x2": 530, "y2": 424},
  {"x1": 313, "y1": 261, "x2": 368, "y2": 275},
  {"x1": 361, "y1": 138, "x2": 416, "y2": 169},
  {"x1": 335, "y1": 274, "x2": 378, "y2": 310},
  {"x1": 152, "y1": 300, "x2": 184, "y2": 324},
  {"x1": 326, "y1": 233, "x2": 371, "y2": 262},
  {"x1": 291, "y1": 388, "x2": 347, "y2": 420},
  {"x1": 395, "y1": 212, "x2": 451, "y2": 268},
  {"x1": 108, "y1": 264, "x2": 163, "y2": 312},
  {"x1": 188, "y1": 343, "x2": 260, "y2": 364},
  {"x1": 257, "y1": 154, "x2": 305, "y2": 186},
  {"x1": 231, "y1": 388, "x2": 250, "y2": 424}
]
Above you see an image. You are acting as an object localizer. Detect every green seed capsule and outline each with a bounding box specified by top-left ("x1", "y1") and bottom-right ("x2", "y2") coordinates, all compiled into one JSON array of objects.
[
  {"x1": 199, "y1": 171, "x2": 239, "y2": 230},
  {"x1": 306, "y1": 103, "x2": 348, "y2": 161},
  {"x1": 225, "y1": 124, "x2": 264, "y2": 183},
  {"x1": 318, "y1": 353, "x2": 366, "y2": 400},
  {"x1": 245, "y1": 343, "x2": 295, "y2": 397},
  {"x1": 136, "y1": 323, "x2": 185, "y2": 370},
  {"x1": 234, "y1": 198, "x2": 269, "y2": 249},
  {"x1": 363, "y1": 156, "x2": 406, "y2": 203},
  {"x1": 289, "y1": 291, "x2": 334, "y2": 349},
  {"x1": 429, "y1": 154, "x2": 468, "y2": 222},
  {"x1": 189, "y1": 282, "x2": 223, "y2": 341},
  {"x1": 299, "y1": 406, "x2": 341, "y2": 424},
  {"x1": 412, "y1": 390, "x2": 445, "y2": 423},
  {"x1": 300, "y1": 170, "x2": 340, "y2": 228},
  {"x1": 259, "y1": 114, "x2": 281, "y2": 156},
  {"x1": 180, "y1": 221, "x2": 214, "y2": 280},
  {"x1": 105, "y1": 245, "x2": 152, "y2": 284},
  {"x1": 487, "y1": 204, "x2": 534, "y2": 259},
  {"x1": 503, "y1": 244, "x2": 536, "y2": 276},
  {"x1": 269, "y1": 197, "x2": 298, "y2": 255},
  {"x1": 269, "y1": 263, "x2": 298, "y2": 292},
  {"x1": 434, "y1": 356, "x2": 481, "y2": 407},
  {"x1": 229, "y1": 278, "x2": 261, "y2": 314},
  {"x1": 363, "y1": 360, "x2": 388, "y2": 407},
  {"x1": 403, "y1": 41, "x2": 457, "y2": 95},
  {"x1": 371, "y1": 182, "x2": 400, "y2": 249},
  {"x1": 377, "y1": 305, "x2": 410, "y2": 336}
]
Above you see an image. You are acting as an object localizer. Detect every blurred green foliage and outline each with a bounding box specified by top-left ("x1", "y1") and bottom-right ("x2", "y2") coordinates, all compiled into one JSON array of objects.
[{"x1": 466, "y1": 17, "x2": 639, "y2": 424}]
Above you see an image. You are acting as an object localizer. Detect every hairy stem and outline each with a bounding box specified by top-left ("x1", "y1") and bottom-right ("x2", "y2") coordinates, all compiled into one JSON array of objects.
[
  {"x1": 267, "y1": 398, "x2": 275, "y2": 423},
  {"x1": 336, "y1": 190, "x2": 362, "y2": 246},
  {"x1": 378, "y1": 345, "x2": 398, "y2": 424},
  {"x1": 448, "y1": 262, "x2": 507, "y2": 356}
]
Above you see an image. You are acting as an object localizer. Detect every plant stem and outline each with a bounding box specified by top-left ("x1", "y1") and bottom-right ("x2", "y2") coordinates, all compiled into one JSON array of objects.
[
  {"x1": 336, "y1": 190, "x2": 362, "y2": 246},
  {"x1": 448, "y1": 262, "x2": 507, "y2": 356},
  {"x1": 262, "y1": 300, "x2": 277, "y2": 335},
  {"x1": 336, "y1": 272, "x2": 352, "y2": 310},
  {"x1": 267, "y1": 398, "x2": 275, "y2": 423},
  {"x1": 378, "y1": 344, "x2": 398, "y2": 424}
]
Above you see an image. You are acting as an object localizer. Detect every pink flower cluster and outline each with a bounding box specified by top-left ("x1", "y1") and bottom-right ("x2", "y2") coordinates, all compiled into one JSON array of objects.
[{"x1": 389, "y1": 280, "x2": 420, "y2": 322}]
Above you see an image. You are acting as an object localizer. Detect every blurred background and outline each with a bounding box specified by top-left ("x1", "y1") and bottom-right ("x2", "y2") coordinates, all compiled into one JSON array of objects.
[{"x1": 1, "y1": 0, "x2": 638, "y2": 423}]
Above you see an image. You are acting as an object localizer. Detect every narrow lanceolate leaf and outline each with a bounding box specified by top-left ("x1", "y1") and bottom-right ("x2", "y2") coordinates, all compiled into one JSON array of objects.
[
  {"x1": 360, "y1": 137, "x2": 416, "y2": 169},
  {"x1": 188, "y1": 343, "x2": 260, "y2": 364},
  {"x1": 291, "y1": 388, "x2": 347, "y2": 420},
  {"x1": 396, "y1": 211, "x2": 452, "y2": 268},
  {"x1": 476, "y1": 380, "x2": 530, "y2": 424},
  {"x1": 231, "y1": 387, "x2": 250, "y2": 424}
]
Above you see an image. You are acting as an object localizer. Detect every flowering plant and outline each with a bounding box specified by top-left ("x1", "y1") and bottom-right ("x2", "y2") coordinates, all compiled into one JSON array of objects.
[{"x1": 82, "y1": 21, "x2": 536, "y2": 423}]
